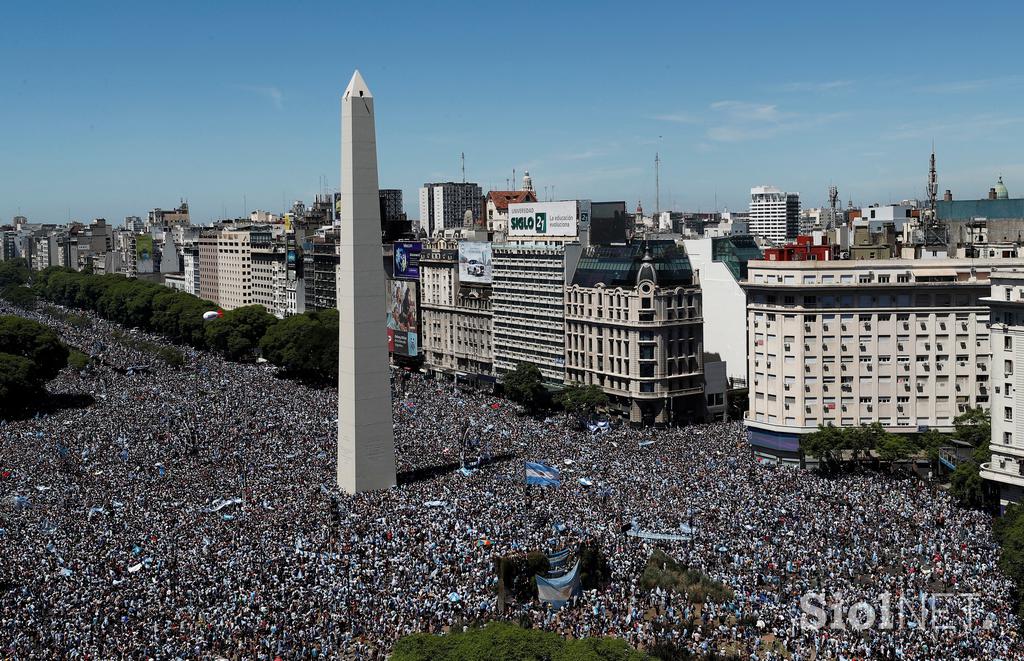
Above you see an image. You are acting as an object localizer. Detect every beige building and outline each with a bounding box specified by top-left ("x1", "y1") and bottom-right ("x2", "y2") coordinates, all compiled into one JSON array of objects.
[
  {"x1": 743, "y1": 259, "x2": 1024, "y2": 463},
  {"x1": 565, "y1": 242, "x2": 704, "y2": 425},
  {"x1": 982, "y1": 270, "x2": 1024, "y2": 509},
  {"x1": 419, "y1": 241, "x2": 494, "y2": 381},
  {"x1": 197, "y1": 227, "x2": 253, "y2": 309}
]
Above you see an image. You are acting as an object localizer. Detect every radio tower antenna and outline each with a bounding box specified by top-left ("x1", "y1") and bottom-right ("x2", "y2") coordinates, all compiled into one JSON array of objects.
[
  {"x1": 655, "y1": 152, "x2": 661, "y2": 215},
  {"x1": 828, "y1": 184, "x2": 839, "y2": 230},
  {"x1": 461, "y1": 152, "x2": 465, "y2": 183},
  {"x1": 927, "y1": 143, "x2": 938, "y2": 222}
]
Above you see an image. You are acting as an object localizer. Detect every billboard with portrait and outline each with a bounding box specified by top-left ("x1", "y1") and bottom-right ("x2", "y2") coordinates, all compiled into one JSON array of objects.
[
  {"x1": 458, "y1": 241, "x2": 492, "y2": 284},
  {"x1": 393, "y1": 241, "x2": 422, "y2": 279},
  {"x1": 135, "y1": 234, "x2": 154, "y2": 274},
  {"x1": 386, "y1": 279, "x2": 419, "y2": 357}
]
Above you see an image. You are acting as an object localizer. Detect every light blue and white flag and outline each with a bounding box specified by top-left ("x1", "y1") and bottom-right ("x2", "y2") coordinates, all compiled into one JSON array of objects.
[
  {"x1": 525, "y1": 462, "x2": 561, "y2": 487},
  {"x1": 536, "y1": 559, "x2": 582, "y2": 608}
]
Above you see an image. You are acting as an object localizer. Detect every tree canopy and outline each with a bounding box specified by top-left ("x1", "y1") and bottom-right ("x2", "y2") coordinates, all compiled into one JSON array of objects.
[
  {"x1": 204, "y1": 305, "x2": 277, "y2": 362},
  {"x1": 556, "y1": 384, "x2": 609, "y2": 419},
  {"x1": 502, "y1": 362, "x2": 546, "y2": 411},
  {"x1": 392, "y1": 622, "x2": 651, "y2": 661},
  {"x1": 259, "y1": 309, "x2": 338, "y2": 383},
  {"x1": 0, "y1": 315, "x2": 70, "y2": 417}
]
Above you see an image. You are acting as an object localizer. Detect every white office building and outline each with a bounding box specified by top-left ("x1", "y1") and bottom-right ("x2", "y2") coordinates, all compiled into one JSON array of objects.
[
  {"x1": 743, "y1": 259, "x2": 1024, "y2": 464},
  {"x1": 749, "y1": 186, "x2": 800, "y2": 245},
  {"x1": 982, "y1": 270, "x2": 1024, "y2": 509}
]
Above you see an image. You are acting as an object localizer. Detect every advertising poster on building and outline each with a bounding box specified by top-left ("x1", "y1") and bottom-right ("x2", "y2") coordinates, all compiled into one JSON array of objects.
[
  {"x1": 386, "y1": 279, "x2": 419, "y2": 357},
  {"x1": 393, "y1": 241, "x2": 422, "y2": 279},
  {"x1": 458, "y1": 241, "x2": 493, "y2": 284},
  {"x1": 136, "y1": 234, "x2": 154, "y2": 274},
  {"x1": 507, "y1": 200, "x2": 580, "y2": 237}
]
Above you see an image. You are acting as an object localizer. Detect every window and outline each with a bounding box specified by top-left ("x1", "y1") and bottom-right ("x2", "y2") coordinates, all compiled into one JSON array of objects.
[
  {"x1": 1006, "y1": 336, "x2": 1013, "y2": 351},
  {"x1": 1005, "y1": 432, "x2": 1013, "y2": 445},
  {"x1": 1006, "y1": 407, "x2": 1013, "y2": 422}
]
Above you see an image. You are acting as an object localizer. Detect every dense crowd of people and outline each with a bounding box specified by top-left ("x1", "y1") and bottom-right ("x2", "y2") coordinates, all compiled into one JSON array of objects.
[{"x1": 1, "y1": 301, "x2": 1021, "y2": 659}]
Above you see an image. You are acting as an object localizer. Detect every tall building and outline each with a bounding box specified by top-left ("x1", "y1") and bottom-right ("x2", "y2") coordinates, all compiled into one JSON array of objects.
[
  {"x1": 749, "y1": 186, "x2": 800, "y2": 244},
  {"x1": 379, "y1": 189, "x2": 404, "y2": 220},
  {"x1": 565, "y1": 242, "x2": 705, "y2": 424},
  {"x1": 981, "y1": 270, "x2": 1024, "y2": 509},
  {"x1": 682, "y1": 235, "x2": 763, "y2": 385},
  {"x1": 419, "y1": 241, "x2": 494, "y2": 382},
  {"x1": 742, "y1": 259, "x2": 1024, "y2": 464},
  {"x1": 337, "y1": 70, "x2": 396, "y2": 494},
  {"x1": 418, "y1": 182, "x2": 483, "y2": 237},
  {"x1": 303, "y1": 228, "x2": 340, "y2": 311},
  {"x1": 198, "y1": 230, "x2": 220, "y2": 303},
  {"x1": 492, "y1": 242, "x2": 582, "y2": 382},
  {"x1": 213, "y1": 228, "x2": 253, "y2": 310}
]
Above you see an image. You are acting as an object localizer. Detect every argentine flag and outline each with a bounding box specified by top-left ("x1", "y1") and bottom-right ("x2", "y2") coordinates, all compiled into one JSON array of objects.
[{"x1": 525, "y1": 461, "x2": 561, "y2": 487}]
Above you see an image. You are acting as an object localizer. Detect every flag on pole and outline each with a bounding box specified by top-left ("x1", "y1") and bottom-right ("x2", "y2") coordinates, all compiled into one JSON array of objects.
[{"x1": 525, "y1": 462, "x2": 561, "y2": 487}]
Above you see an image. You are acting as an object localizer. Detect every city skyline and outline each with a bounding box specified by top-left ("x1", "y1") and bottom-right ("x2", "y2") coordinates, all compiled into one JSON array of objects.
[{"x1": 3, "y1": 1, "x2": 1024, "y2": 223}]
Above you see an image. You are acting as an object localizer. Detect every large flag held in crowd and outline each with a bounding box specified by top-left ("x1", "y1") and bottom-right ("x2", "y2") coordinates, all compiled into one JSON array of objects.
[
  {"x1": 536, "y1": 558, "x2": 582, "y2": 608},
  {"x1": 547, "y1": 547, "x2": 571, "y2": 571},
  {"x1": 525, "y1": 461, "x2": 561, "y2": 487}
]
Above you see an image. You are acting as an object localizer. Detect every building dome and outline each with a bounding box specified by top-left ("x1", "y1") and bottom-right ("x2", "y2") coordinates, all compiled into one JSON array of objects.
[{"x1": 995, "y1": 176, "x2": 1009, "y2": 200}]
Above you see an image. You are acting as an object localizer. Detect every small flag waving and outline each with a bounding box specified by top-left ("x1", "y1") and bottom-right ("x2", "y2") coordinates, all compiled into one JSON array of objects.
[{"x1": 525, "y1": 462, "x2": 561, "y2": 487}]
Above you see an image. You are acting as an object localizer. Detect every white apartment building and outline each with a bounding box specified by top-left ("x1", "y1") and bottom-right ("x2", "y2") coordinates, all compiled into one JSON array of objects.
[
  {"x1": 981, "y1": 270, "x2": 1024, "y2": 509},
  {"x1": 492, "y1": 242, "x2": 582, "y2": 382},
  {"x1": 419, "y1": 243, "x2": 494, "y2": 381},
  {"x1": 749, "y1": 186, "x2": 800, "y2": 245},
  {"x1": 419, "y1": 182, "x2": 483, "y2": 237},
  {"x1": 744, "y1": 259, "x2": 1023, "y2": 464}
]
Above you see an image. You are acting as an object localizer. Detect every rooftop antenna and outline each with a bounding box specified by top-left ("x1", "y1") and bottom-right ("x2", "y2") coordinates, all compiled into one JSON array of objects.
[
  {"x1": 655, "y1": 152, "x2": 661, "y2": 215},
  {"x1": 461, "y1": 152, "x2": 466, "y2": 183},
  {"x1": 828, "y1": 184, "x2": 839, "y2": 230},
  {"x1": 927, "y1": 142, "x2": 938, "y2": 222},
  {"x1": 513, "y1": 168, "x2": 516, "y2": 191}
]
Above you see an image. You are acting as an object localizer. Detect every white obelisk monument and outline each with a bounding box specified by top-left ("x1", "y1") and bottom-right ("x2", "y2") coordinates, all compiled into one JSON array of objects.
[{"x1": 337, "y1": 70, "x2": 397, "y2": 493}]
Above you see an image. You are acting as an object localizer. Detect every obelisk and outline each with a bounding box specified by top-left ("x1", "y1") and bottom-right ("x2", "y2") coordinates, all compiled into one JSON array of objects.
[{"x1": 337, "y1": 70, "x2": 397, "y2": 493}]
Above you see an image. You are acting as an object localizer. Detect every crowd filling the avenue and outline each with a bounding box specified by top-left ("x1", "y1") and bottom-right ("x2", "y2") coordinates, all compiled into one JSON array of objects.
[{"x1": 1, "y1": 301, "x2": 1021, "y2": 660}]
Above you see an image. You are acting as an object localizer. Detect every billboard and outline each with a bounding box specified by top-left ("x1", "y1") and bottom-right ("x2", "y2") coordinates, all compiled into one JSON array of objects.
[
  {"x1": 393, "y1": 241, "x2": 422, "y2": 279},
  {"x1": 590, "y1": 201, "x2": 628, "y2": 245},
  {"x1": 458, "y1": 241, "x2": 493, "y2": 284},
  {"x1": 135, "y1": 234, "x2": 154, "y2": 274},
  {"x1": 386, "y1": 279, "x2": 419, "y2": 357},
  {"x1": 508, "y1": 200, "x2": 580, "y2": 237}
]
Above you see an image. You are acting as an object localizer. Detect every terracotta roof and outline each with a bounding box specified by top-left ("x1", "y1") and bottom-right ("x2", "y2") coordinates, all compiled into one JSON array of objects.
[{"x1": 486, "y1": 190, "x2": 537, "y2": 212}]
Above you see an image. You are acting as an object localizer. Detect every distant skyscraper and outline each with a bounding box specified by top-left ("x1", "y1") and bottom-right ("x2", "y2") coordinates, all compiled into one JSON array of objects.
[
  {"x1": 749, "y1": 186, "x2": 800, "y2": 244},
  {"x1": 379, "y1": 189, "x2": 404, "y2": 221},
  {"x1": 337, "y1": 70, "x2": 396, "y2": 494},
  {"x1": 418, "y1": 182, "x2": 483, "y2": 236}
]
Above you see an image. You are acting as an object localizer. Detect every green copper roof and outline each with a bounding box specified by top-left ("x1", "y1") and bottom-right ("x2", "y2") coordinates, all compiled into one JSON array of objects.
[{"x1": 572, "y1": 240, "x2": 694, "y2": 288}]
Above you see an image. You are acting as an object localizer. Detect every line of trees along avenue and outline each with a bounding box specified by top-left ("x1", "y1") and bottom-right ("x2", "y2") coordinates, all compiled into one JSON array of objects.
[{"x1": 1, "y1": 262, "x2": 339, "y2": 384}]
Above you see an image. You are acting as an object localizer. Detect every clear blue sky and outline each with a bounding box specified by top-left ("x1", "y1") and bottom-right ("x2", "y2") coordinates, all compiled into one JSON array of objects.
[{"x1": 3, "y1": 1, "x2": 1023, "y2": 224}]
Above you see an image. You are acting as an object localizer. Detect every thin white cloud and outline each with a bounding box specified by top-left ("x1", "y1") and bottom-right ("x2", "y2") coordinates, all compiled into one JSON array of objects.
[
  {"x1": 883, "y1": 114, "x2": 1024, "y2": 141},
  {"x1": 914, "y1": 76, "x2": 1024, "y2": 94},
  {"x1": 780, "y1": 80, "x2": 853, "y2": 92},
  {"x1": 652, "y1": 112, "x2": 701, "y2": 124},
  {"x1": 704, "y1": 100, "x2": 845, "y2": 143},
  {"x1": 237, "y1": 85, "x2": 284, "y2": 109}
]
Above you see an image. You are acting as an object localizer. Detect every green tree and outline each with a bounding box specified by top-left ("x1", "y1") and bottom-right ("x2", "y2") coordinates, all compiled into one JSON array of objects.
[
  {"x1": 0, "y1": 315, "x2": 70, "y2": 417},
  {"x1": 502, "y1": 362, "x2": 546, "y2": 411},
  {"x1": 950, "y1": 440, "x2": 992, "y2": 508},
  {"x1": 391, "y1": 622, "x2": 650, "y2": 661},
  {"x1": 259, "y1": 309, "x2": 339, "y2": 382},
  {"x1": 877, "y1": 433, "x2": 915, "y2": 468},
  {"x1": 994, "y1": 503, "x2": 1024, "y2": 618},
  {"x1": 556, "y1": 384, "x2": 610, "y2": 421},
  {"x1": 0, "y1": 259, "x2": 30, "y2": 290},
  {"x1": 1, "y1": 284, "x2": 37, "y2": 309},
  {"x1": 800, "y1": 425, "x2": 846, "y2": 468},
  {"x1": 204, "y1": 305, "x2": 277, "y2": 361},
  {"x1": 953, "y1": 407, "x2": 991, "y2": 448}
]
